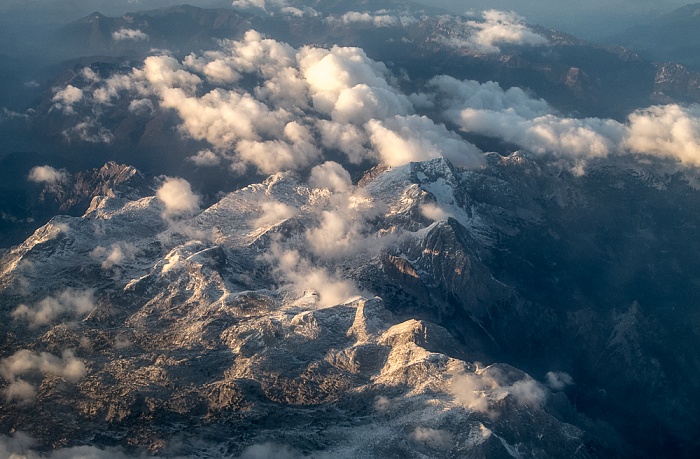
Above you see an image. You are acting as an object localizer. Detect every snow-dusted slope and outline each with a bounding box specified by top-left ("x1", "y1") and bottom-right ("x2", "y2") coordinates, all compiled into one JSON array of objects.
[{"x1": 0, "y1": 158, "x2": 623, "y2": 458}]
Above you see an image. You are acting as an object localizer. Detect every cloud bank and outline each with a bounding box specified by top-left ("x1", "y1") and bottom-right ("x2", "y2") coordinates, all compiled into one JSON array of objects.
[
  {"x1": 427, "y1": 75, "x2": 700, "y2": 170},
  {"x1": 65, "y1": 30, "x2": 484, "y2": 174}
]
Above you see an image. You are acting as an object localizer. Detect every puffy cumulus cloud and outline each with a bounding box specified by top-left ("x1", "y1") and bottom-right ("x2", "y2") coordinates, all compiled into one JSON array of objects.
[
  {"x1": 63, "y1": 31, "x2": 516, "y2": 174},
  {"x1": 112, "y1": 28, "x2": 149, "y2": 42},
  {"x1": 625, "y1": 104, "x2": 700, "y2": 165},
  {"x1": 309, "y1": 161, "x2": 352, "y2": 193},
  {"x1": 231, "y1": 0, "x2": 290, "y2": 13},
  {"x1": 11, "y1": 289, "x2": 95, "y2": 327},
  {"x1": 545, "y1": 371, "x2": 574, "y2": 391},
  {"x1": 28, "y1": 165, "x2": 68, "y2": 185},
  {"x1": 90, "y1": 242, "x2": 138, "y2": 270},
  {"x1": 184, "y1": 31, "x2": 296, "y2": 86},
  {"x1": 156, "y1": 177, "x2": 201, "y2": 217},
  {"x1": 234, "y1": 121, "x2": 320, "y2": 173},
  {"x1": 367, "y1": 115, "x2": 484, "y2": 168},
  {"x1": 52, "y1": 85, "x2": 83, "y2": 114},
  {"x1": 411, "y1": 427, "x2": 453, "y2": 449},
  {"x1": 139, "y1": 55, "x2": 202, "y2": 93},
  {"x1": 317, "y1": 120, "x2": 371, "y2": 164},
  {"x1": 430, "y1": 76, "x2": 700, "y2": 168},
  {"x1": 188, "y1": 149, "x2": 221, "y2": 167},
  {"x1": 298, "y1": 45, "x2": 413, "y2": 124},
  {"x1": 265, "y1": 243, "x2": 360, "y2": 308},
  {"x1": 450, "y1": 366, "x2": 548, "y2": 414},
  {"x1": 0, "y1": 350, "x2": 87, "y2": 403},
  {"x1": 443, "y1": 10, "x2": 547, "y2": 54},
  {"x1": 432, "y1": 76, "x2": 625, "y2": 159},
  {"x1": 219, "y1": 30, "x2": 296, "y2": 76},
  {"x1": 458, "y1": 109, "x2": 624, "y2": 158},
  {"x1": 429, "y1": 75, "x2": 550, "y2": 119},
  {"x1": 304, "y1": 210, "x2": 367, "y2": 259},
  {"x1": 159, "y1": 88, "x2": 290, "y2": 152}
]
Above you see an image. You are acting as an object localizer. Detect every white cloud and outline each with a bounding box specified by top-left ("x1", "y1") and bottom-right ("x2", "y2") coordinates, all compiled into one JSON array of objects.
[
  {"x1": 112, "y1": 28, "x2": 149, "y2": 42},
  {"x1": 450, "y1": 365, "x2": 548, "y2": 414},
  {"x1": 545, "y1": 371, "x2": 574, "y2": 391},
  {"x1": 508, "y1": 377, "x2": 547, "y2": 407},
  {"x1": 160, "y1": 88, "x2": 289, "y2": 151},
  {"x1": 458, "y1": 109, "x2": 624, "y2": 158},
  {"x1": 367, "y1": 115, "x2": 483, "y2": 168},
  {"x1": 52, "y1": 85, "x2": 83, "y2": 114},
  {"x1": 253, "y1": 200, "x2": 297, "y2": 228},
  {"x1": 90, "y1": 243, "x2": 138, "y2": 270},
  {"x1": 326, "y1": 12, "x2": 398, "y2": 28},
  {"x1": 234, "y1": 121, "x2": 320, "y2": 173},
  {"x1": 420, "y1": 203, "x2": 450, "y2": 221},
  {"x1": 0, "y1": 350, "x2": 87, "y2": 403},
  {"x1": 317, "y1": 120, "x2": 371, "y2": 164},
  {"x1": 3, "y1": 379, "x2": 36, "y2": 404},
  {"x1": 430, "y1": 75, "x2": 700, "y2": 168},
  {"x1": 11, "y1": 289, "x2": 95, "y2": 327},
  {"x1": 264, "y1": 244, "x2": 360, "y2": 308},
  {"x1": 298, "y1": 45, "x2": 413, "y2": 124},
  {"x1": 442, "y1": 10, "x2": 548, "y2": 54},
  {"x1": 625, "y1": 104, "x2": 700, "y2": 165},
  {"x1": 431, "y1": 76, "x2": 625, "y2": 160},
  {"x1": 28, "y1": 165, "x2": 68, "y2": 185},
  {"x1": 429, "y1": 75, "x2": 551, "y2": 119},
  {"x1": 188, "y1": 149, "x2": 221, "y2": 167},
  {"x1": 309, "y1": 161, "x2": 352, "y2": 193},
  {"x1": 156, "y1": 177, "x2": 201, "y2": 217},
  {"x1": 304, "y1": 210, "x2": 367, "y2": 259}
]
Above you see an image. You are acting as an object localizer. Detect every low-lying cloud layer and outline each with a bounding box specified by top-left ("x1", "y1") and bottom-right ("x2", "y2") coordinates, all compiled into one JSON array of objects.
[
  {"x1": 427, "y1": 75, "x2": 700, "y2": 171},
  {"x1": 62, "y1": 29, "x2": 484, "y2": 174},
  {"x1": 53, "y1": 20, "x2": 700, "y2": 175}
]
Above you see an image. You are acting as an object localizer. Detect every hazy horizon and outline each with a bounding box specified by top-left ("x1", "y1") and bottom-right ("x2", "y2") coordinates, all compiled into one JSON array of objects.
[{"x1": 0, "y1": 0, "x2": 694, "y2": 39}]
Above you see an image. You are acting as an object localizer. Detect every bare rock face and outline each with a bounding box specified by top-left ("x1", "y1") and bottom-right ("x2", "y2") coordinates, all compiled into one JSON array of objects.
[{"x1": 0, "y1": 159, "x2": 629, "y2": 458}]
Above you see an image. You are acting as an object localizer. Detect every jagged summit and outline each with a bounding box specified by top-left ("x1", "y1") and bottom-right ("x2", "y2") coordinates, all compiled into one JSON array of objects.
[{"x1": 4, "y1": 153, "x2": 700, "y2": 457}]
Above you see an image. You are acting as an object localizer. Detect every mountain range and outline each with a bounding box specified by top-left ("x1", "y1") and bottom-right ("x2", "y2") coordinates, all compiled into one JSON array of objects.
[{"x1": 1, "y1": 2, "x2": 700, "y2": 458}]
